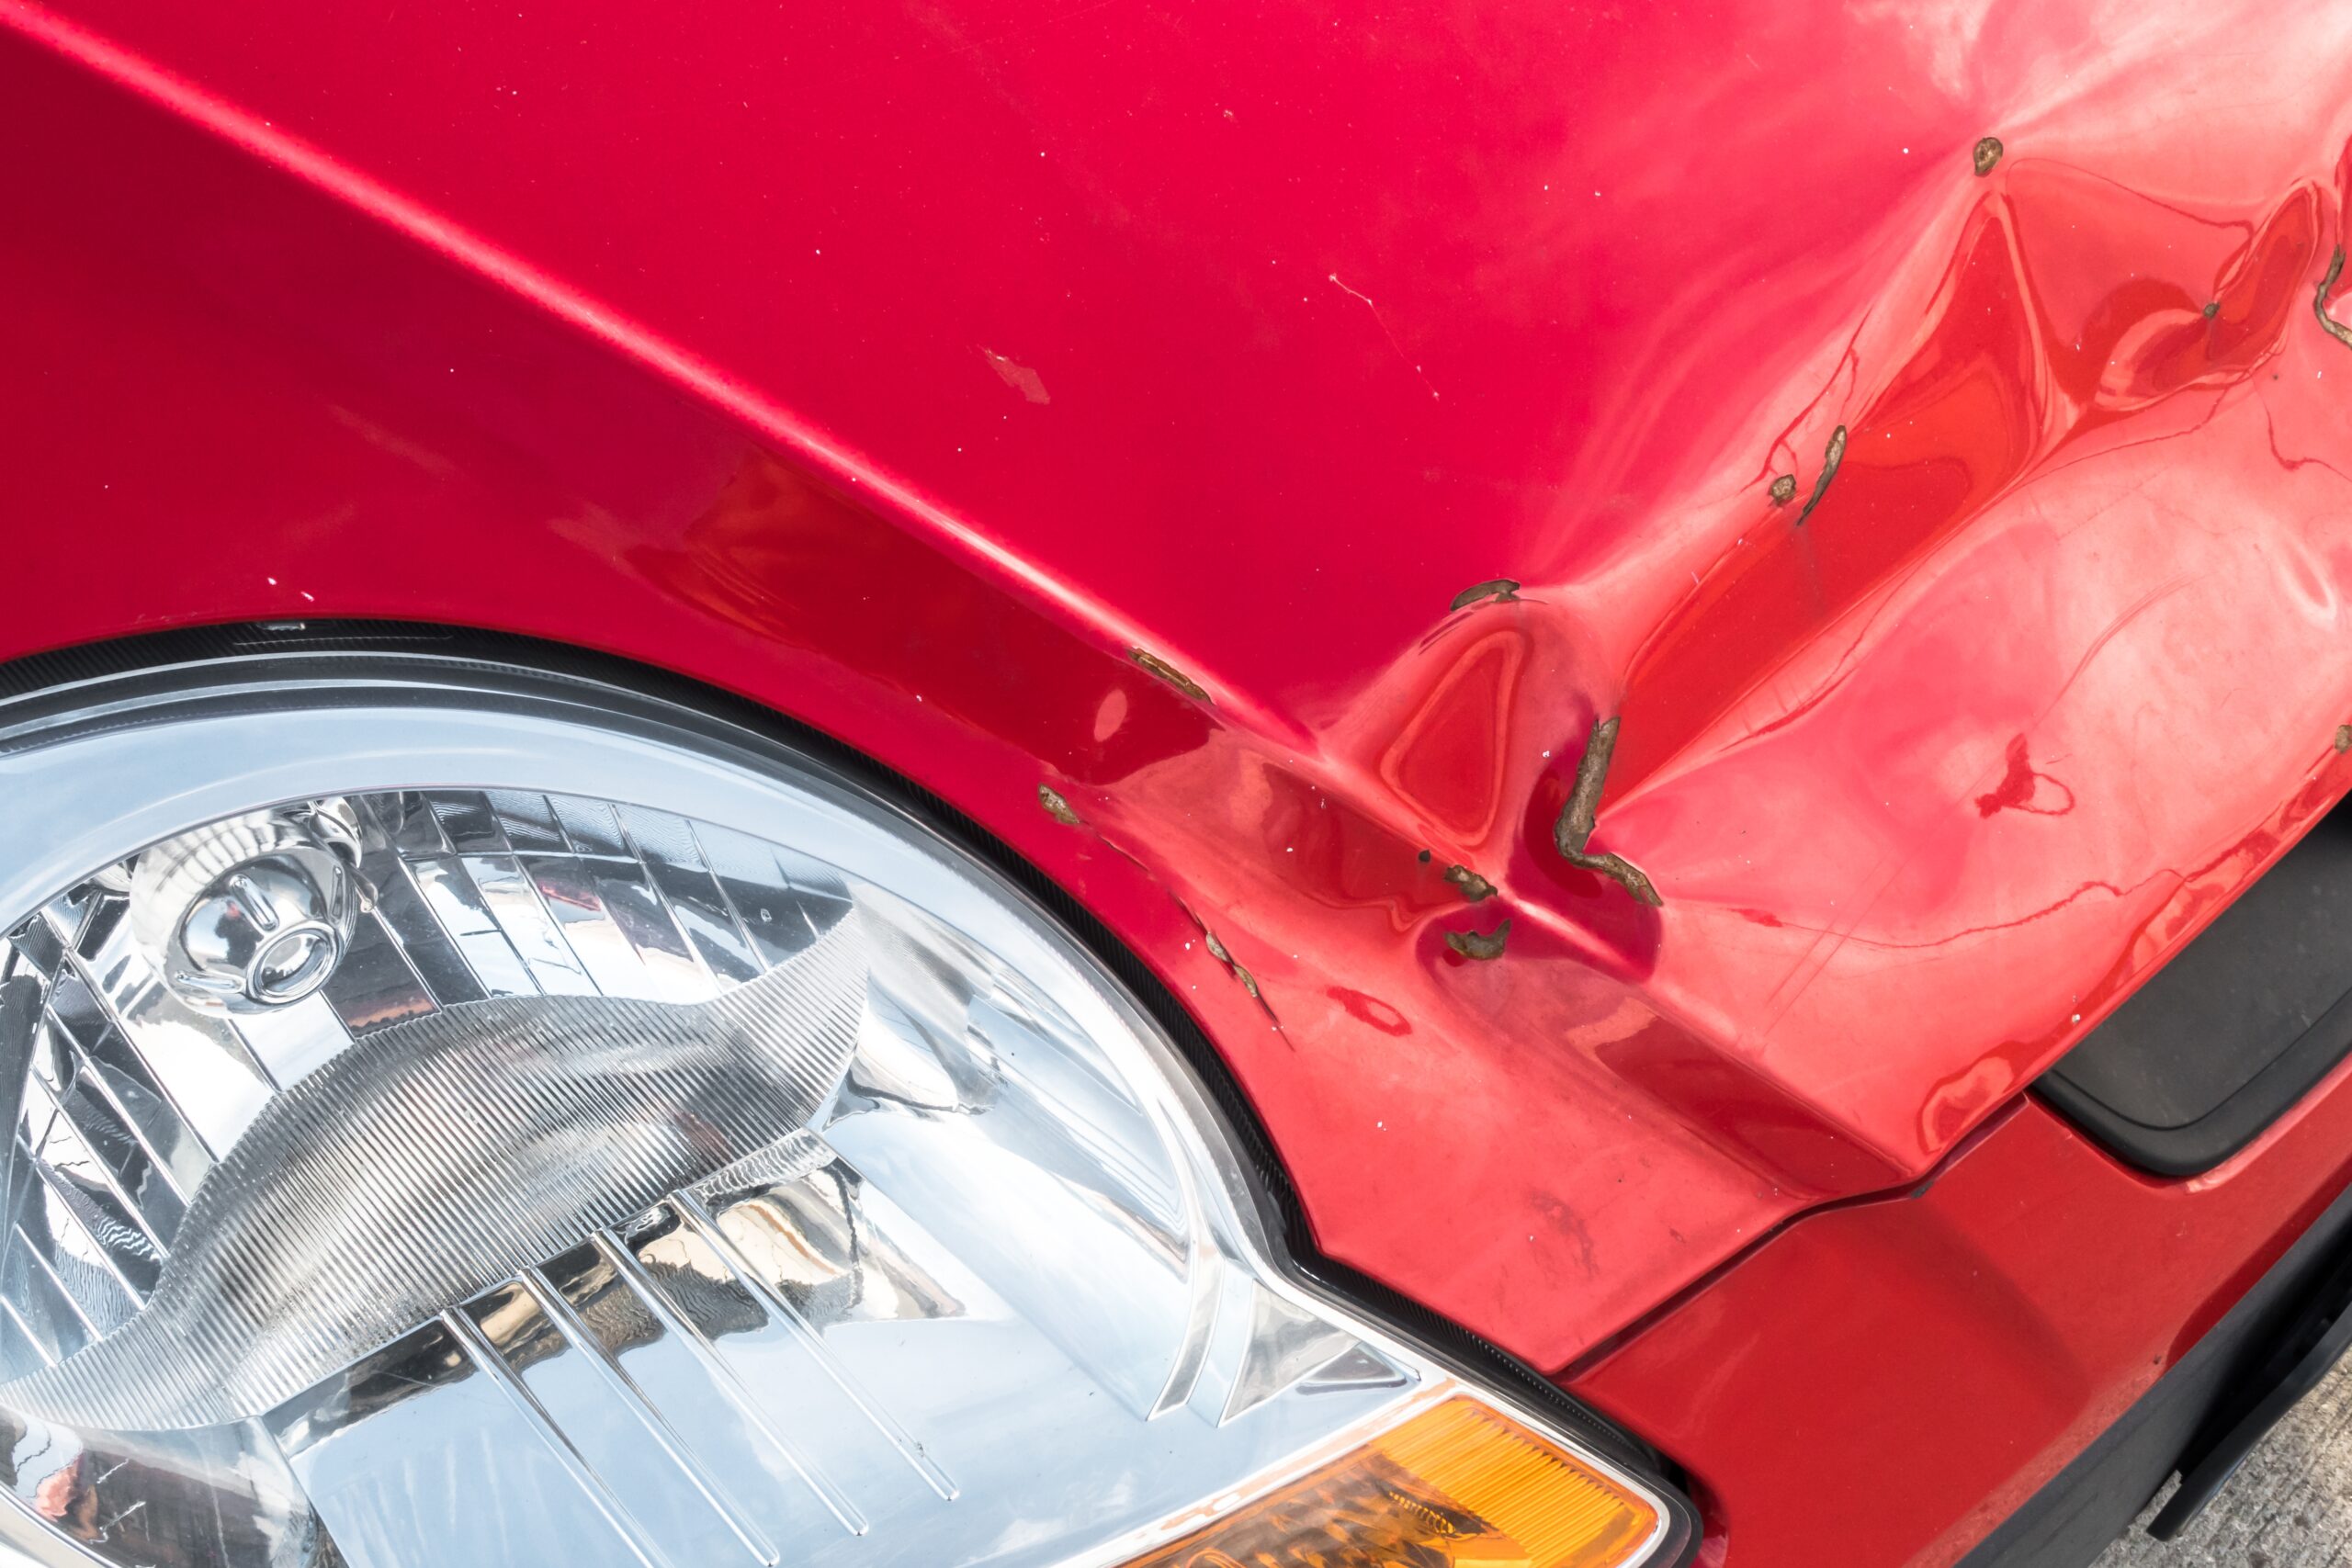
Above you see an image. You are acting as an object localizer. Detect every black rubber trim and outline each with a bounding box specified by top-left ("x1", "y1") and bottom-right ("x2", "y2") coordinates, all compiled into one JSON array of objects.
[
  {"x1": 2035, "y1": 801, "x2": 2352, "y2": 1176},
  {"x1": 0, "y1": 620, "x2": 1702, "y2": 1562},
  {"x1": 1959, "y1": 1169, "x2": 2352, "y2": 1567},
  {"x1": 2150, "y1": 1196, "x2": 2352, "y2": 1537}
]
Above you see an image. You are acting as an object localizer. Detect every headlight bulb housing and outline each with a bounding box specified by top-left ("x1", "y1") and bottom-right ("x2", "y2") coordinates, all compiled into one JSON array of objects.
[{"x1": 127, "y1": 804, "x2": 364, "y2": 1011}]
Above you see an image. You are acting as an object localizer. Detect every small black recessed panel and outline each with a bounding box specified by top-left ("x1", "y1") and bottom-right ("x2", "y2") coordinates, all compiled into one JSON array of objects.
[{"x1": 2038, "y1": 802, "x2": 2352, "y2": 1175}]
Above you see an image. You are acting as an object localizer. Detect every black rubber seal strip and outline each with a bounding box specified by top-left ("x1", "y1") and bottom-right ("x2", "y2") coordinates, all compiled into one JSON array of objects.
[{"x1": 0, "y1": 619, "x2": 1702, "y2": 1562}]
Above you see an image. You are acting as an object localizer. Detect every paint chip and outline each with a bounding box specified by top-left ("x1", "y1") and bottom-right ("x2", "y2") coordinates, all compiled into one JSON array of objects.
[
  {"x1": 1037, "y1": 784, "x2": 1082, "y2": 825},
  {"x1": 1443, "y1": 864, "x2": 1498, "y2": 902},
  {"x1": 1769, "y1": 474, "x2": 1797, "y2": 506},
  {"x1": 1445, "y1": 918, "x2": 1510, "y2": 961},
  {"x1": 982, "y1": 349, "x2": 1051, "y2": 404},
  {"x1": 1449, "y1": 579, "x2": 1521, "y2": 612},
  {"x1": 2316, "y1": 249, "x2": 2352, "y2": 352},
  {"x1": 1973, "y1": 136, "x2": 2003, "y2": 175},
  {"x1": 1552, "y1": 716, "x2": 1665, "y2": 907},
  {"x1": 1201, "y1": 928, "x2": 1269, "y2": 1008},
  {"x1": 1130, "y1": 648, "x2": 1210, "y2": 703},
  {"x1": 1794, "y1": 425, "x2": 1848, "y2": 526}
]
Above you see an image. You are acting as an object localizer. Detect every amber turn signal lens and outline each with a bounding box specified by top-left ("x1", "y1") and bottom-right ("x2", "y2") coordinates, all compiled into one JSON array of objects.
[{"x1": 1127, "y1": 1395, "x2": 1661, "y2": 1568}]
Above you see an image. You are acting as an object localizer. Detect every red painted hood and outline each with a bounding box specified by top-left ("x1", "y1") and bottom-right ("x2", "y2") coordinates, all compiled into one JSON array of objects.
[{"x1": 10, "y1": 0, "x2": 2352, "y2": 1371}]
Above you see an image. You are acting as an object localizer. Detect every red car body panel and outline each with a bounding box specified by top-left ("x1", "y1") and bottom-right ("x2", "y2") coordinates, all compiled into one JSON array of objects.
[
  {"x1": 9, "y1": 0, "x2": 2352, "y2": 1560},
  {"x1": 1577, "y1": 1092, "x2": 2352, "y2": 1567}
]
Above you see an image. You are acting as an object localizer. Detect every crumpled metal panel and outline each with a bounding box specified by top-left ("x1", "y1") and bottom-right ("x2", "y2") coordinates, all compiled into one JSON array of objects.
[{"x1": 6, "y1": 0, "x2": 2352, "y2": 1391}]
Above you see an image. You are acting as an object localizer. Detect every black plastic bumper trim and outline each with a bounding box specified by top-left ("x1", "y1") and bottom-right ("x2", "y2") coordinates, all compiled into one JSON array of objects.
[
  {"x1": 2149, "y1": 1204, "x2": 2352, "y2": 1537},
  {"x1": 2035, "y1": 801, "x2": 2352, "y2": 1176}
]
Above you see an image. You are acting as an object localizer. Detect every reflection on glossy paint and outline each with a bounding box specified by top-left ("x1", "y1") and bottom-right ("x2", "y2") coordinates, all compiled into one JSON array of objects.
[
  {"x1": 1324, "y1": 987, "x2": 1409, "y2": 1038},
  {"x1": 1973, "y1": 735, "x2": 2075, "y2": 818},
  {"x1": 1580, "y1": 142, "x2": 2352, "y2": 1174},
  {"x1": 1376, "y1": 627, "x2": 1524, "y2": 842},
  {"x1": 1289, "y1": 111, "x2": 2352, "y2": 1288},
  {"x1": 1618, "y1": 164, "x2": 2324, "y2": 795}
]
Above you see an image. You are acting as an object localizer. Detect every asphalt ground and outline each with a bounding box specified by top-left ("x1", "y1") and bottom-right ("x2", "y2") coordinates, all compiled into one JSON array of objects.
[{"x1": 2095, "y1": 1354, "x2": 2352, "y2": 1567}]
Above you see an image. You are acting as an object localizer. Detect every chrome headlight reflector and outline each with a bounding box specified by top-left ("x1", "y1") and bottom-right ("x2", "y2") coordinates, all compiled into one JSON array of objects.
[{"x1": 0, "y1": 638, "x2": 1690, "y2": 1568}]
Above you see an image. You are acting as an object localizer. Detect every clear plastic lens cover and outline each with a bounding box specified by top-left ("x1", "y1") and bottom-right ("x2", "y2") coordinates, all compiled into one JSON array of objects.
[{"x1": 0, "y1": 660, "x2": 1676, "y2": 1568}]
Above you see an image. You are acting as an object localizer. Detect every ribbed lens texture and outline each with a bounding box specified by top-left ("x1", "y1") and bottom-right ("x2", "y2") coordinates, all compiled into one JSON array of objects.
[
  {"x1": 0, "y1": 911, "x2": 865, "y2": 1430},
  {"x1": 0, "y1": 776, "x2": 1453, "y2": 1568}
]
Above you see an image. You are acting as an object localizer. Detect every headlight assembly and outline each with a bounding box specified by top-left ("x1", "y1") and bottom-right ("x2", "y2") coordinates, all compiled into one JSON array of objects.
[{"x1": 0, "y1": 631, "x2": 1695, "y2": 1568}]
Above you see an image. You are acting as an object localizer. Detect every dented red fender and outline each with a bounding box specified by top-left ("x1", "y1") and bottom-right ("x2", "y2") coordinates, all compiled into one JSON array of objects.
[{"x1": 11, "y1": 2, "x2": 2352, "y2": 1540}]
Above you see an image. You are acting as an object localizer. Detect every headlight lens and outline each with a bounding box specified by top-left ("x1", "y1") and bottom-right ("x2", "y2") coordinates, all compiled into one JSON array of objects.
[{"x1": 0, "y1": 640, "x2": 1688, "y2": 1568}]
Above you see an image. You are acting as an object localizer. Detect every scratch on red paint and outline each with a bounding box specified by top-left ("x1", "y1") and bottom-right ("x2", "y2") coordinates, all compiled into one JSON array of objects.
[
  {"x1": 1326, "y1": 272, "x2": 1441, "y2": 401},
  {"x1": 2262, "y1": 401, "x2": 2352, "y2": 485}
]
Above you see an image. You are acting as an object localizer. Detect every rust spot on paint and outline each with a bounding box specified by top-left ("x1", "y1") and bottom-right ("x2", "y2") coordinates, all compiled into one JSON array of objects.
[
  {"x1": 1448, "y1": 579, "x2": 1521, "y2": 612},
  {"x1": 2335, "y1": 724, "x2": 2350, "y2": 753},
  {"x1": 1552, "y1": 716, "x2": 1666, "y2": 907},
  {"x1": 1973, "y1": 136, "x2": 2003, "y2": 176},
  {"x1": 1793, "y1": 425, "x2": 1848, "y2": 525},
  {"x1": 1129, "y1": 647, "x2": 1210, "y2": 703},
  {"x1": 2316, "y1": 248, "x2": 2352, "y2": 351},
  {"x1": 1768, "y1": 474, "x2": 1797, "y2": 505},
  {"x1": 1036, "y1": 784, "x2": 1082, "y2": 825},
  {"x1": 1443, "y1": 864, "x2": 1498, "y2": 902},
  {"x1": 1445, "y1": 917, "x2": 1511, "y2": 961}
]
